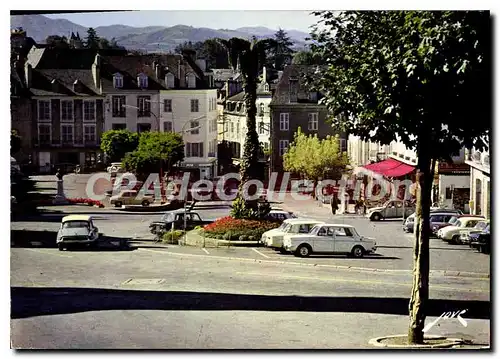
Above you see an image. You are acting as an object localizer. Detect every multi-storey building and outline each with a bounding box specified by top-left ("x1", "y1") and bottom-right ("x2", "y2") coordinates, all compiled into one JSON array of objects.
[
  {"x1": 269, "y1": 64, "x2": 346, "y2": 174},
  {"x1": 465, "y1": 142, "x2": 490, "y2": 218},
  {"x1": 24, "y1": 47, "x2": 111, "y2": 172}
]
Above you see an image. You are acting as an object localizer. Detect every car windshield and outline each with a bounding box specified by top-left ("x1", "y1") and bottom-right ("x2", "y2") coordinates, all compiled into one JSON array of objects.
[
  {"x1": 475, "y1": 222, "x2": 488, "y2": 230},
  {"x1": 63, "y1": 221, "x2": 89, "y2": 229},
  {"x1": 456, "y1": 220, "x2": 463, "y2": 227},
  {"x1": 309, "y1": 225, "x2": 321, "y2": 236},
  {"x1": 276, "y1": 222, "x2": 288, "y2": 230},
  {"x1": 282, "y1": 223, "x2": 293, "y2": 233},
  {"x1": 161, "y1": 213, "x2": 175, "y2": 222}
]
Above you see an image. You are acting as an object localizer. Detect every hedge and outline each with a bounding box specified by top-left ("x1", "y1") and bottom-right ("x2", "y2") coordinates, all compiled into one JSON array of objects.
[{"x1": 202, "y1": 216, "x2": 280, "y2": 241}]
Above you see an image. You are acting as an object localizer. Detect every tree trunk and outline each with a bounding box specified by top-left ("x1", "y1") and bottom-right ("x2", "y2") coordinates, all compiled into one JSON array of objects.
[{"x1": 408, "y1": 143, "x2": 433, "y2": 344}]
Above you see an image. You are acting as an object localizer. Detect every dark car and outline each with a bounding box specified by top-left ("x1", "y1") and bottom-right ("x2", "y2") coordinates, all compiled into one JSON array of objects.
[
  {"x1": 149, "y1": 210, "x2": 213, "y2": 240},
  {"x1": 470, "y1": 224, "x2": 490, "y2": 254},
  {"x1": 434, "y1": 214, "x2": 485, "y2": 235}
]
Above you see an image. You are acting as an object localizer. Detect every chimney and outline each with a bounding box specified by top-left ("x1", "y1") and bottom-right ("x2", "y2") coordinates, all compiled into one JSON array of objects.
[
  {"x1": 289, "y1": 78, "x2": 298, "y2": 103},
  {"x1": 92, "y1": 54, "x2": 101, "y2": 90},
  {"x1": 51, "y1": 79, "x2": 59, "y2": 92},
  {"x1": 195, "y1": 58, "x2": 206, "y2": 72},
  {"x1": 262, "y1": 66, "x2": 267, "y2": 83},
  {"x1": 24, "y1": 63, "x2": 32, "y2": 88},
  {"x1": 155, "y1": 62, "x2": 160, "y2": 79}
]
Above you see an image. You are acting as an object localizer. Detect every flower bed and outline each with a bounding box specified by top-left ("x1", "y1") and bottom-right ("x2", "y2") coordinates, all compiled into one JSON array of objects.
[
  {"x1": 203, "y1": 216, "x2": 280, "y2": 241},
  {"x1": 68, "y1": 198, "x2": 105, "y2": 208}
]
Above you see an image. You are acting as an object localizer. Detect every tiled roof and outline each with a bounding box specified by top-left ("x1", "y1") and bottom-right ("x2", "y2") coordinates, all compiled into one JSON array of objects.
[
  {"x1": 28, "y1": 48, "x2": 127, "y2": 70},
  {"x1": 227, "y1": 91, "x2": 245, "y2": 102},
  {"x1": 37, "y1": 69, "x2": 100, "y2": 96},
  {"x1": 270, "y1": 64, "x2": 324, "y2": 106}
]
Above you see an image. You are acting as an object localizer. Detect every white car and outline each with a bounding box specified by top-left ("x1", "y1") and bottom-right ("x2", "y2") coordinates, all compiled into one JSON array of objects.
[
  {"x1": 282, "y1": 224, "x2": 377, "y2": 258},
  {"x1": 261, "y1": 218, "x2": 325, "y2": 252},
  {"x1": 437, "y1": 217, "x2": 485, "y2": 244}
]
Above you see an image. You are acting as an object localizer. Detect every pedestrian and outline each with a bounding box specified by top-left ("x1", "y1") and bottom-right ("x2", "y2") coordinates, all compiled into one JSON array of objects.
[{"x1": 331, "y1": 194, "x2": 339, "y2": 215}]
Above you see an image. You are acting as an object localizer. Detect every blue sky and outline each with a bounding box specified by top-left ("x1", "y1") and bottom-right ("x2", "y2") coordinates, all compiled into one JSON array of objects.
[{"x1": 45, "y1": 11, "x2": 318, "y2": 33}]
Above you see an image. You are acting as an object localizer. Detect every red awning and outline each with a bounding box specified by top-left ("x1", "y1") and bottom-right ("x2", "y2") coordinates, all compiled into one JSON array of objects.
[{"x1": 363, "y1": 158, "x2": 415, "y2": 178}]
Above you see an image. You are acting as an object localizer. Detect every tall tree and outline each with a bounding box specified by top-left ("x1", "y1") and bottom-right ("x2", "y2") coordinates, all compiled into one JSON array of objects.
[
  {"x1": 100, "y1": 130, "x2": 139, "y2": 163},
  {"x1": 308, "y1": 11, "x2": 489, "y2": 344},
  {"x1": 218, "y1": 37, "x2": 276, "y2": 216},
  {"x1": 292, "y1": 50, "x2": 322, "y2": 65},
  {"x1": 269, "y1": 28, "x2": 295, "y2": 70},
  {"x1": 85, "y1": 27, "x2": 100, "y2": 49},
  {"x1": 283, "y1": 128, "x2": 350, "y2": 195}
]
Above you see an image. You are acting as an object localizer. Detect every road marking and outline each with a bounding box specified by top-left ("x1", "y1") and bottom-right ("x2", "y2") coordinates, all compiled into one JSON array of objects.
[
  {"x1": 138, "y1": 248, "x2": 490, "y2": 280},
  {"x1": 252, "y1": 248, "x2": 271, "y2": 259},
  {"x1": 236, "y1": 272, "x2": 490, "y2": 293},
  {"x1": 22, "y1": 248, "x2": 73, "y2": 258},
  {"x1": 202, "y1": 248, "x2": 210, "y2": 255}
]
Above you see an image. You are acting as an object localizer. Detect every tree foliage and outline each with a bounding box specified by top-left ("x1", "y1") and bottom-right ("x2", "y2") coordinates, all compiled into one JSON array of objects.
[
  {"x1": 11, "y1": 129, "x2": 21, "y2": 155},
  {"x1": 268, "y1": 29, "x2": 295, "y2": 70},
  {"x1": 85, "y1": 28, "x2": 100, "y2": 49},
  {"x1": 308, "y1": 10, "x2": 490, "y2": 344},
  {"x1": 174, "y1": 39, "x2": 229, "y2": 68},
  {"x1": 45, "y1": 35, "x2": 70, "y2": 49},
  {"x1": 283, "y1": 128, "x2": 350, "y2": 184},
  {"x1": 100, "y1": 130, "x2": 139, "y2": 163},
  {"x1": 292, "y1": 50, "x2": 322, "y2": 65},
  {"x1": 122, "y1": 132, "x2": 185, "y2": 179}
]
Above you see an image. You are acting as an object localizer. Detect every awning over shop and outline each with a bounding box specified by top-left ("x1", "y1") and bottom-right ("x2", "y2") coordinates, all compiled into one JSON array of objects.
[{"x1": 362, "y1": 158, "x2": 415, "y2": 178}]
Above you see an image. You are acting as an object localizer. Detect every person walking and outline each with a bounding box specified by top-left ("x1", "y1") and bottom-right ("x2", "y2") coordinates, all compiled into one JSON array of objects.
[{"x1": 331, "y1": 194, "x2": 339, "y2": 215}]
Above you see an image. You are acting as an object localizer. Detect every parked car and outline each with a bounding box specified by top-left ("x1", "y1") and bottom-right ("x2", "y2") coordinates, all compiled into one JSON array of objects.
[
  {"x1": 261, "y1": 218, "x2": 325, "y2": 252},
  {"x1": 56, "y1": 215, "x2": 100, "y2": 251},
  {"x1": 367, "y1": 199, "x2": 415, "y2": 221},
  {"x1": 459, "y1": 220, "x2": 490, "y2": 245},
  {"x1": 265, "y1": 209, "x2": 297, "y2": 222},
  {"x1": 403, "y1": 210, "x2": 461, "y2": 234},
  {"x1": 437, "y1": 217, "x2": 485, "y2": 244},
  {"x1": 282, "y1": 223, "x2": 377, "y2": 258},
  {"x1": 149, "y1": 210, "x2": 213, "y2": 238},
  {"x1": 433, "y1": 214, "x2": 485, "y2": 235},
  {"x1": 110, "y1": 190, "x2": 155, "y2": 207},
  {"x1": 470, "y1": 224, "x2": 491, "y2": 254}
]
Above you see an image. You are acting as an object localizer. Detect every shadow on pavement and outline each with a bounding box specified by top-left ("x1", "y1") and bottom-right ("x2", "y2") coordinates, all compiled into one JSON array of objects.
[
  {"x1": 10, "y1": 286, "x2": 490, "y2": 320},
  {"x1": 280, "y1": 254, "x2": 400, "y2": 260},
  {"x1": 377, "y1": 245, "x2": 475, "y2": 252},
  {"x1": 10, "y1": 230, "x2": 135, "y2": 252}
]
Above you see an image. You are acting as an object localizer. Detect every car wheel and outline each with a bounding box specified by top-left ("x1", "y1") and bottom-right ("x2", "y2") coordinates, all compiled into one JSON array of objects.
[
  {"x1": 351, "y1": 245, "x2": 364, "y2": 258},
  {"x1": 142, "y1": 200, "x2": 150, "y2": 207},
  {"x1": 114, "y1": 201, "x2": 122, "y2": 208},
  {"x1": 372, "y1": 213, "x2": 382, "y2": 221},
  {"x1": 58, "y1": 244, "x2": 64, "y2": 251},
  {"x1": 451, "y1": 235, "x2": 460, "y2": 244},
  {"x1": 295, "y1": 244, "x2": 312, "y2": 258}
]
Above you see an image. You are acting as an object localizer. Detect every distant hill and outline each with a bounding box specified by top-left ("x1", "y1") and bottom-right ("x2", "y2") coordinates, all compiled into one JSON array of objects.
[{"x1": 10, "y1": 15, "x2": 311, "y2": 52}]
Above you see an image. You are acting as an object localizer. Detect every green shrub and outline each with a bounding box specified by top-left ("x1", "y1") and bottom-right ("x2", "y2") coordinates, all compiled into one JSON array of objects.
[
  {"x1": 162, "y1": 230, "x2": 185, "y2": 244},
  {"x1": 239, "y1": 234, "x2": 249, "y2": 241}
]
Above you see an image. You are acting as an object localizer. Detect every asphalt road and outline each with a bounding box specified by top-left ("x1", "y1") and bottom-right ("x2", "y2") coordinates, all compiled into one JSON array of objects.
[{"x1": 11, "y1": 245, "x2": 490, "y2": 349}]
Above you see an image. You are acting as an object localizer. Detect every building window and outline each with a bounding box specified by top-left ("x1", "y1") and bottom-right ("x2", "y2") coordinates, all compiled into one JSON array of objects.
[
  {"x1": 308, "y1": 113, "x2": 318, "y2": 131},
  {"x1": 60, "y1": 100, "x2": 73, "y2": 122},
  {"x1": 279, "y1": 140, "x2": 289, "y2": 155},
  {"x1": 83, "y1": 100, "x2": 96, "y2": 122},
  {"x1": 340, "y1": 138, "x2": 346, "y2": 151},
  {"x1": 224, "y1": 122, "x2": 229, "y2": 133},
  {"x1": 190, "y1": 120, "x2": 199, "y2": 135},
  {"x1": 258, "y1": 103, "x2": 265, "y2": 117},
  {"x1": 38, "y1": 100, "x2": 51, "y2": 121},
  {"x1": 186, "y1": 72, "x2": 196, "y2": 88},
  {"x1": 137, "y1": 123, "x2": 151, "y2": 133},
  {"x1": 186, "y1": 142, "x2": 204, "y2": 157},
  {"x1": 191, "y1": 99, "x2": 199, "y2": 112},
  {"x1": 163, "y1": 99, "x2": 172, "y2": 112},
  {"x1": 279, "y1": 113, "x2": 289, "y2": 131},
  {"x1": 61, "y1": 124, "x2": 74, "y2": 144},
  {"x1": 163, "y1": 121, "x2": 173, "y2": 132},
  {"x1": 264, "y1": 84, "x2": 269, "y2": 92},
  {"x1": 263, "y1": 142, "x2": 269, "y2": 150},
  {"x1": 113, "y1": 74, "x2": 123, "y2": 88},
  {"x1": 137, "y1": 96, "x2": 151, "y2": 117},
  {"x1": 231, "y1": 122, "x2": 234, "y2": 134},
  {"x1": 38, "y1": 124, "x2": 51, "y2": 144},
  {"x1": 165, "y1": 73, "x2": 175, "y2": 88},
  {"x1": 137, "y1": 73, "x2": 148, "y2": 88},
  {"x1": 112, "y1": 123, "x2": 126, "y2": 130},
  {"x1": 236, "y1": 123, "x2": 240, "y2": 136},
  {"x1": 112, "y1": 96, "x2": 126, "y2": 117},
  {"x1": 259, "y1": 122, "x2": 266, "y2": 135},
  {"x1": 84, "y1": 124, "x2": 96, "y2": 143}
]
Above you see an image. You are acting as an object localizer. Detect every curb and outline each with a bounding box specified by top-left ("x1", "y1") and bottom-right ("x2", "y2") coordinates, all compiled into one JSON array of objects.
[{"x1": 369, "y1": 334, "x2": 463, "y2": 348}]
